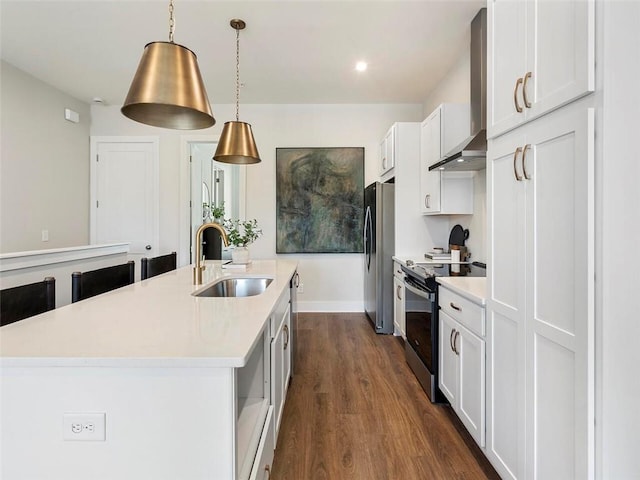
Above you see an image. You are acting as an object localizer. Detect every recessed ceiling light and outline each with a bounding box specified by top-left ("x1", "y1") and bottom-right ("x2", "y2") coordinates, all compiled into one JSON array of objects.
[
  {"x1": 355, "y1": 61, "x2": 368, "y2": 72},
  {"x1": 457, "y1": 158, "x2": 465, "y2": 162}
]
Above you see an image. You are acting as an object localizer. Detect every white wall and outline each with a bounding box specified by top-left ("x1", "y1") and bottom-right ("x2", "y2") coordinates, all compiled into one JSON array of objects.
[
  {"x1": 90, "y1": 103, "x2": 423, "y2": 311},
  {"x1": 0, "y1": 61, "x2": 90, "y2": 253},
  {"x1": 422, "y1": 50, "x2": 471, "y2": 116}
]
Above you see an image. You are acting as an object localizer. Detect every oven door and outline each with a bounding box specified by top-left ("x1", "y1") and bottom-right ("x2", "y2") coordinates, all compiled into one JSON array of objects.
[{"x1": 404, "y1": 279, "x2": 436, "y2": 374}]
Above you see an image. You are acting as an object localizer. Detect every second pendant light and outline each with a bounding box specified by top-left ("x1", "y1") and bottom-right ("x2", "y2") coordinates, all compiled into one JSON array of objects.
[{"x1": 214, "y1": 19, "x2": 261, "y2": 165}]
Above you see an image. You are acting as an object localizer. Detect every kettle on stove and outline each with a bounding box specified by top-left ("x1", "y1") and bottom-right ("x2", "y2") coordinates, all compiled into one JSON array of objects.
[{"x1": 448, "y1": 224, "x2": 470, "y2": 262}]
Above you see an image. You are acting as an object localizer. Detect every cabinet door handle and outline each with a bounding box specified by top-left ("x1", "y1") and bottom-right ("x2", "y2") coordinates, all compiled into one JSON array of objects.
[
  {"x1": 522, "y1": 144, "x2": 531, "y2": 180},
  {"x1": 514, "y1": 77, "x2": 524, "y2": 113},
  {"x1": 265, "y1": 465, "x2": 271, "y2": 479},
  {"x1": 283, "y1": 324, "x2": 289, "y2": 350},
  {"x1": 294, "y1": 272, "x2": 300, "y2": 288},
  {"x1": 513, "y1": 147, "x2": 523, "y2": 181},
  {"x1": 453, "y1": 331, "x2": 460, "y2": 355},
  {"x1": 450, "y1": 329, "x2": 456, "y2": 352},
  {"x1": 397, "y1": 285, "x2": 402, "y2": 300},
  {"x1": 425, "y1": 194, "x2": 430, "y2": 209},
  {"x1": 522, "y1": 72, "x2": 532, "y2": 108},
  {"x1": 450, "y1": 302, "x2": 461, "y2": 312}
]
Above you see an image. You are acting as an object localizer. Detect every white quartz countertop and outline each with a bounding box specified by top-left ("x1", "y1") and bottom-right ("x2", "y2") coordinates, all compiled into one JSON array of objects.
[
  {"x1": 0, "y1": 260, "x2": 298, "y2": 368},
  {"x1": 436, "y1": 277, "x2": 486, "y2": 305}
]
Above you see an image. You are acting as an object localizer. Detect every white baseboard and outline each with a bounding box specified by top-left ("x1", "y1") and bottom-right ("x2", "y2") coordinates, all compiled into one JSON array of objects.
[{"x1": 298, "y1": 301, "x2": 364, "y2": 313}]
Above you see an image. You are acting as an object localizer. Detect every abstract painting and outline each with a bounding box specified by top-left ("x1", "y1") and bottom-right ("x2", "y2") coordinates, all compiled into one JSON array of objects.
[{"x1": 276, "y1": 147, "x2": 364, "y2": 253}]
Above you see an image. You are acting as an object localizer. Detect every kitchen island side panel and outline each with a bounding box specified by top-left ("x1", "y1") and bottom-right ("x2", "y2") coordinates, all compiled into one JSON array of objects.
[{"x1": 1, "y1": 366, "x2": 235, "y2": 480}]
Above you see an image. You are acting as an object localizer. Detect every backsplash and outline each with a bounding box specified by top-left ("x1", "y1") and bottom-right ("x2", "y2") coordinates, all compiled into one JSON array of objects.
[{"x1": 449, "y1": 169, "x2": 486, "y2": 264}]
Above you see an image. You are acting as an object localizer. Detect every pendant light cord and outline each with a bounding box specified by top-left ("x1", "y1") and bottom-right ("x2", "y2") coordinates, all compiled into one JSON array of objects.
[
  {"x1": 168, "y1": 0, "x2": 175, "y2": 43},
  {"x1": 235, "y1": 26, "x2": 240, "y2": 121}
]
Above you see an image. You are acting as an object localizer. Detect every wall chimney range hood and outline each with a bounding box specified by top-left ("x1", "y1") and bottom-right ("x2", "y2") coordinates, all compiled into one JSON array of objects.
[{"x1": 429, "y1": 8, "x2": 487, "y2": 172}]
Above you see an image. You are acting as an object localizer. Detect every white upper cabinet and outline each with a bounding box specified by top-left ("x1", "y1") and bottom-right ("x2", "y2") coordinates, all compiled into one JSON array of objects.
[
  {"x1": 420, "y1": 104, "x2": 474, "y2": 215},
  {"x1": 379, "y1": 125, "x2": 396, "y2": 181},
  {"x1": 487, "y1": 0, "x2": 595, "y2": 139}
]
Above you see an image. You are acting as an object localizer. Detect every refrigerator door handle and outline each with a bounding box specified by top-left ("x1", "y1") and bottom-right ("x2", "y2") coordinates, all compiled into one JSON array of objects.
[{"x1": 364, "y1": 206, "x2": 372, "y2": 271}]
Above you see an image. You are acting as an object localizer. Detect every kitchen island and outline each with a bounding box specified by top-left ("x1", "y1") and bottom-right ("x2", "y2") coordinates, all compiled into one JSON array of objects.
[{"x1": 0, "y1": 259, "x2": 298, "y2": 480}]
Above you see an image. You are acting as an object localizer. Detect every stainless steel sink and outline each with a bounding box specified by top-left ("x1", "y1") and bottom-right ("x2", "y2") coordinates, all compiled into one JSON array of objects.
[{"x1": 193, "y1": 277, "x2": 273, "y2": 298}]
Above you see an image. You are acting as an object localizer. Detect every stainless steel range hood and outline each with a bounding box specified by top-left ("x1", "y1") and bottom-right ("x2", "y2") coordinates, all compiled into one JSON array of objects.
[{"x1": 429, "y1": 8, "x2": 487, "y2": 172}]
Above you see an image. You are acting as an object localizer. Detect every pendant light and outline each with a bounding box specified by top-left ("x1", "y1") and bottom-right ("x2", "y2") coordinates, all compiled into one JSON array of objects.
[
  {"x1": 213, "y1": 19, "x2": 261, "y2": 164},
  {"x1": 121, "y1": 0, "x2": 215, "y2": 130}
]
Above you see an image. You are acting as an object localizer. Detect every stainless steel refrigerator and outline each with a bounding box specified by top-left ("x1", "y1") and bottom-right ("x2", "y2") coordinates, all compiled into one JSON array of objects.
[{"x1": 363, "y1": 181, "x2": 395, "y2": 334}]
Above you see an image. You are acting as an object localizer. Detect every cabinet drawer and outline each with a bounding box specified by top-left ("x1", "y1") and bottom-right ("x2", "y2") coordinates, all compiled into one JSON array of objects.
[{"x1": 439, "y1": 287, "x2": 485, "y2": 337}]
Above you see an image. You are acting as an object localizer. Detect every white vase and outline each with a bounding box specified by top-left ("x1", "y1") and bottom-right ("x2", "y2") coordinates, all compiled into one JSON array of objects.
[{"x1": 231, "y1": 246, "x2": 250, "y2": 264}]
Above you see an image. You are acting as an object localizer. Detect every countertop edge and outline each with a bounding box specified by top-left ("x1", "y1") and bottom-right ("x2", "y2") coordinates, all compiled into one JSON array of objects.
[{"x1": 436, "y1": 277, "x2": 487, "y2": 305}]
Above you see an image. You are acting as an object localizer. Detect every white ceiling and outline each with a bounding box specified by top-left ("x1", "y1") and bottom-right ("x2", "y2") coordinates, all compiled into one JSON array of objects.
[{"x1": 0, "y1": 0, "x2": 485, "y2": 106}]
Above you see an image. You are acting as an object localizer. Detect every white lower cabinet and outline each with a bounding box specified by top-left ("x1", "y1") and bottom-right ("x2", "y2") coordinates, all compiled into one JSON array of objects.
[
  {"x1": 244, "y1": 283, "x2": 293, "y2": 480},
  {"x1": 271, "y1": 299, "x2": 292, "y2": 440},
  {"x1": 438, "y1": 287, "x2": 486, "y2": 448},
  {"x1": 393, "y1": 261, "x2": 406, "y2": 339}
]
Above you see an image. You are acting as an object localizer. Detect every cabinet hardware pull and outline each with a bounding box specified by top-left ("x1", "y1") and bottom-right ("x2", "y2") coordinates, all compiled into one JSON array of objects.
[
  {"x1": 450, "y1": 302, "x2": 461, "y2": 312},
  {"x1": 454, "y1": 331, "x2": 460, "y2": 355},
  {"x1": 450, "y1": 329, "x2": 456, "y2": 352},
  {"x1": 265, "y1": 465, "x2": 271, "y2": 479},
  {"x1": 294, "y1": 272, "x2": 300, "y2": 288},
  {"x1": 283, "y1": 324, "x2": 289, "y2": 350},
  {"x1": 523, "y1": 72, "x2": 532, "y2": 108},
  {"x1": 513, "y1": 147, "x2": 523, "y2": 181},
  {"x1": 425, "y1": 194, "x2": 430, "y2": 209},
  {"x1": 522, "y1": 144, "x2": 531, "y2": 180},
  {"x1": 397, "y1": 285, "x2": 402, "y2": 300},
  {"x1": 514, "y1": 77, "x2": 524, "y2": 113}
]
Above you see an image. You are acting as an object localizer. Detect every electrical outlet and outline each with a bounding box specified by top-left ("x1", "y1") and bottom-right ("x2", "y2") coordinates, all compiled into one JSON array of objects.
[
  {"x1": 63, "y1": 413, "x2": 105, "y2": 441},
  {"x1": 297, "y1": 282, "x2": 304, "y2": 294},
  {"x1": 41, "y1": 230, "x2": 49, "y2": 242}
]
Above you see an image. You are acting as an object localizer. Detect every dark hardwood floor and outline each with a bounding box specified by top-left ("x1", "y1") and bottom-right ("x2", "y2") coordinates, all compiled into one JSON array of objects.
[{"x1": 271, "y1": 312, "x2": 500, "y2": 480}]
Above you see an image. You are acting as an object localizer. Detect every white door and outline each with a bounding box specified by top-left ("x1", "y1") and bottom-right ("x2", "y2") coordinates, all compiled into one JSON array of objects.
[
  {"x1": 457, "y1": 323, "x2": 486, "y2": 448},
  {"x1": 487, "y1": 127, "x2": 527, "y2": 480},
  {"x1": 488, "y1": 0, "x2": 528, "y2": 138},
  {"x1": 524, "y1": 108, "x2": 594, "y2": 480},
  {"x1": 420, "y1": 109, "x2": 442, "y2": 213},
  {"x1": 438, "y1": 311, "x2": 458, "y2": 405},
  {"x1": 525, "y1": 0, "x2": 595, "y2": 124},
  {"x1": 90, "y1": 137, "x2": 159, "y2": 258}
]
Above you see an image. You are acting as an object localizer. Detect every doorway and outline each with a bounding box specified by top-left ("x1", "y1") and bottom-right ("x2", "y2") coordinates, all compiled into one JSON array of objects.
[
  {"x1": 179, "y1": 136, "x2": 246, "y2": 266},
  {"x1": 89, "y1": 136, "x2": 159, "y2": 265}
]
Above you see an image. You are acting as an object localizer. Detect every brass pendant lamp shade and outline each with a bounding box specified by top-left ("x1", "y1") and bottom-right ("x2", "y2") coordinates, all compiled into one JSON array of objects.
[
  {"x1": 122, "y1": 42, "x2": 215, "y2": 129},
  {"x1": 121, "y1": 1, "x2": 215, "y2": 130},
  {"x1": 215, "y1": 121, "x2": 261, "y2": 164},
  {"x1": 213, "y1": 19, "x2": 261, "y2": 164}
]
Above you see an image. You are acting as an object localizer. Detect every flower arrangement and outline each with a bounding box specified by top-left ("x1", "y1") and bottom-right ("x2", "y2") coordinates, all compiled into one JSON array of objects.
[
  {"x1": 223, "y1": 218, "x2": 263, "y2": 247},
  {"x1": 202, "y1": 202, "x2": 262, "y2": 248},
  {"x1": 208, "y1": 202, "x2": 226, "y2": 222}
]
